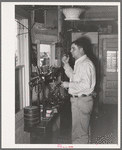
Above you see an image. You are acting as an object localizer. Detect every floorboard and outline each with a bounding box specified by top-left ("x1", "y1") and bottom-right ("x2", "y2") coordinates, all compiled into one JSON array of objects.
[{"x1": 57, "y1": 104, "x2": 118, "y2": 144}]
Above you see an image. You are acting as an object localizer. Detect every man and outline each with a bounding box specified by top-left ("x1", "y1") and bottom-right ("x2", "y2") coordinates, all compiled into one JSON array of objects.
[{"x1": 61, "y1": 37, "x2": 96, "y2": 144}]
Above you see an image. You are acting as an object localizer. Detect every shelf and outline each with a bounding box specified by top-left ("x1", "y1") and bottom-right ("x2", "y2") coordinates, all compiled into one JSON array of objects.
[{"x1": 15, "y1": 65, "x2": 25, "y2": 70}]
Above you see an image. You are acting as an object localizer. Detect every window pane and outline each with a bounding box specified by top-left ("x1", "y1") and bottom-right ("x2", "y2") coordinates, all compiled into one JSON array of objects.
[
  {"x1": 107, "y1": 51, "x2": 117, "y2": 72},
  {"x1": 40, "y1": 44, "x2": 51, "y2": 73},
  {"x1": 15, "y1": 19, "x2": 19, "y2": 66},
  {"x1": 15, "y1": 19, "x2": 29, "y2": 113}
]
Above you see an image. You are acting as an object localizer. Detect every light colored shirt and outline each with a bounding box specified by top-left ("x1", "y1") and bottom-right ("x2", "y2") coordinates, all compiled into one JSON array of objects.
[{"x1": 64, "y1": 54, "x2": 96, "y2": 96}]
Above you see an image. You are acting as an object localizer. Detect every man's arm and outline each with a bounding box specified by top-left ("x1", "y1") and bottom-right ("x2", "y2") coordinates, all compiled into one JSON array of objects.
[
  {"x1": 62, "y1": 55, "x2": 73, "y2": 79},
  {"x1": 63, "y1": 63, "x2": 73, "y2": 79}
]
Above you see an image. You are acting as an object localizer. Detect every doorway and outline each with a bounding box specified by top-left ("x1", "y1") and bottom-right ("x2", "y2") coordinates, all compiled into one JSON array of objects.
[{"x1": 102, "y1": 38, "x2": 118, "y2": 104}]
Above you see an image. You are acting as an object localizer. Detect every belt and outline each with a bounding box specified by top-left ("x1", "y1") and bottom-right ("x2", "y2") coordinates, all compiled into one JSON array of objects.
[{"x1": 70, "y1": 94, "x2": 92, "y2": 98}]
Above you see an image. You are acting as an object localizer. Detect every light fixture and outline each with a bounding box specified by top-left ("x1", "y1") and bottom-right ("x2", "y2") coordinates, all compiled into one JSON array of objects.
[{"x1": 62, "y1": 7, "x2": 84, "y2": 20}]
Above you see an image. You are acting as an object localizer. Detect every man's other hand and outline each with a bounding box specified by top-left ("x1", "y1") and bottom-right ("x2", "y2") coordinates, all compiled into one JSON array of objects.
[{"x1": 61, "y1": 81, "x2": 69, "y2": 89}]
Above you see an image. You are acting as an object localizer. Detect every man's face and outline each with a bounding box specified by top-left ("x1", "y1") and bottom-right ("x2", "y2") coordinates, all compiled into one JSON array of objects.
[{"x1": 70, "y1": 43, "x2": 83, "y2": 59}]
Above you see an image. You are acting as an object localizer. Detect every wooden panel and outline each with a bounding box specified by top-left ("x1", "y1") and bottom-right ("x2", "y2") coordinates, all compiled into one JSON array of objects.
[
  {"x1": 85, "y1": 6, "x2": 117, "y2": 20},
  {"x1": 72, "y1": 32, "x2": 98, "y2": 44},
  {"x1": 105, "y1": 39, "x2": 118, "y2": 46},
  {"x1": 15, "y1": 68, "x2": 20, "y2": 113},
  {"x1": 15, "y1": 109, "x2": 24, "y2": 123},
  {"x1": 15, "y1": 66, "x2": 25, "y2": 113},
  {"x1": 104, "y1": 97, "x2": 118, "y2": 104},
  {"x1": 15, "y1": 109, "x2": 30, "y2": 144},
  {"x1": 15, "y1": 118, "x2": 24, "y2": 130},
  {"x1": 16, "y1": 137, "x2": 24, "y2": 144},
  {"x1": 107, "y1": 42, "x2": 118, "y2": 48},
  {"x1": 106, "y1": 81, "x2": 118, "y2": 89},
  {"x1": 104, "y1": 39, "x2": 118, "y2": 51},
  {"x1": 106, "y1": 90, "x2": 118, "y2": 97},
  {"x1": 23, "y1": 132, "x2": 30, "y2": 144},
  {"x1": 15, "y1": 124, "x2": 24, "y2": 143},
  {"x1": 15, "y1": 6, "x2": 30, "y2": 19},
  {"x1": 106, "y1": 74, "x2": 118, "y2": 81}
]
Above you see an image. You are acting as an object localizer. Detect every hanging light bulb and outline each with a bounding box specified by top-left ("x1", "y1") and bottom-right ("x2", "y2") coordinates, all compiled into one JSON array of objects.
[{"x1": 62, "y1": 7, "x2": 84, "y2": 20}]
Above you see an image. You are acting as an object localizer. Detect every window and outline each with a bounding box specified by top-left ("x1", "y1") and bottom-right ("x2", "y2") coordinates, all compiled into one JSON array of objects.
[
  {"x1": 40, "y1": 44, "x2": 51, "y2": 73},
  {"x1": 15, "y1": 18, "x2": 30, "y2": 113},
  {"x1": 107, "y1": 51, "x2": 118, "y2": 72}
]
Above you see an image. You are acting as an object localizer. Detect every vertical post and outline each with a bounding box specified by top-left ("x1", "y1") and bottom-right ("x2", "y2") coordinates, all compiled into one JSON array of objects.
[
  {"x1": 30, "y1": 10, "x2": 35, "y2": 43},
  {"x1": 37, "y1": 44, "x2": 40, "y2": 68},
  {"x1": 42, "y1": 81, "x2": 46, "y2": 119},
  {"x1": 37, "y1": 44, "x2": 41, "y2": 120},
  {"x1": 28, "y1": 10, "x2": 35, "y2": 107},
  {"x1": 57, "y1": 6, "x2": 63, "y2": 67},
  {"x1": 37, "y1": 78, "x2": 40, "y2": 121},
  {"x1": 29, "y1": 83, "x2": 33, "y2": 107},
  {"x1": 58, "y1": 6, "x2": 62, "y2": 43}
]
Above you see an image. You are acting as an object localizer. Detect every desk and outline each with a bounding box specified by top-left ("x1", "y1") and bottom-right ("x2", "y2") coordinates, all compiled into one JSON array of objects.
[
  {"x1": 24, "y1": 106, "x2": 60, "y2": 144},
  {"x1": 24, "y1": 97, "x2": 71, "y2": 144}
]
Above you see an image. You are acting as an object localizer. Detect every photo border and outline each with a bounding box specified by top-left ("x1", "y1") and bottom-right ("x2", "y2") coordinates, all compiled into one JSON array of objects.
[{"x1": 1, "y1": 0, "x2": 121, "y2": 149}]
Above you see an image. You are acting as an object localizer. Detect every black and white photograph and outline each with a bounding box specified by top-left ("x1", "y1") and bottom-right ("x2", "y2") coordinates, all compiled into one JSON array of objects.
[{"x1": 1, "y1": 1, "x2": 121, "y2": 149}]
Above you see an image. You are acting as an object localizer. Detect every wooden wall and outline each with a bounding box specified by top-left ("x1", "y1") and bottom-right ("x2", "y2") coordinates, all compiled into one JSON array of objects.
[
  {"x1": 15, "y1": 6, "x2": 31, "y2": 144},
  {"x1": 15, "y1": 109, "x2": 30, "y2": 144}
]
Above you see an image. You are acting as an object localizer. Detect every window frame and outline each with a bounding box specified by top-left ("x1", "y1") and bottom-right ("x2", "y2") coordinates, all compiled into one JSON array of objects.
[{"x1": 15, "y1": 16, "x2": 30, "y2": 113}]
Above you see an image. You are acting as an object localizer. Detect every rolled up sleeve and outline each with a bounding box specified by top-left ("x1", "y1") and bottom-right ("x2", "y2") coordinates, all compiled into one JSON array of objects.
[{"x1": 64, "y1": 63, "x2": 73, "y2": 79}]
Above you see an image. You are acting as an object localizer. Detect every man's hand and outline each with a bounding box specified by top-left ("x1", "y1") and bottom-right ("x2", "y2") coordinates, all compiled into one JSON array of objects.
[
  {"x1": 61, "y1": 81, "x2": 69, "y2": 89},
  {"x1": 62, "y1": 55, "x2": 69, "y2": 65}
]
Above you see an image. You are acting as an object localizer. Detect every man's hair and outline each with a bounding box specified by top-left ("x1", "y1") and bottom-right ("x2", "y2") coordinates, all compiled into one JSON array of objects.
[{"x1": 71, "y1": 36, "x2": 91, "y2": 54}]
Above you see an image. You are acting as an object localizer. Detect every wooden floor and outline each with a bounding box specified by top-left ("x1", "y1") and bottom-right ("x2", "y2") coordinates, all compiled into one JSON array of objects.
[
  {"x1": 57, "y1": 104, "x2": 118, "y2": 144},
  {"x1": 90, "y1": 104, "x2": 118, "y2": 144},
  {"x1": 30, "y1": 103, "x2": 118, "y2": 144}
]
